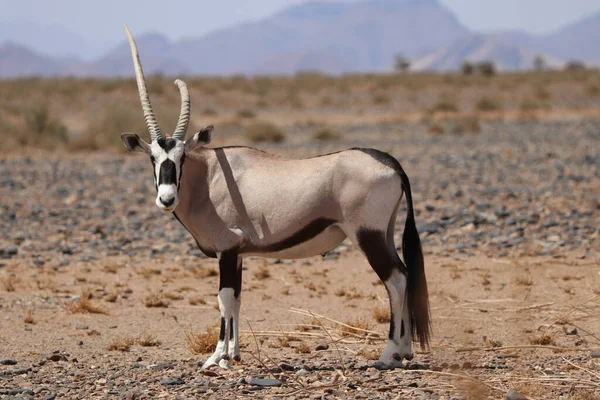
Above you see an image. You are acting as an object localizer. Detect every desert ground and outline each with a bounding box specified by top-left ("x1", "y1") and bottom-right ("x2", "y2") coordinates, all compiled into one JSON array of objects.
[{"x1": 1, "y1": 72, "x2": 599, "y2": 399}]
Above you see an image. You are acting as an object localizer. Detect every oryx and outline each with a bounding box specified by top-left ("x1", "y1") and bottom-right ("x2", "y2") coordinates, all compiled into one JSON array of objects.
[{"x1": 120, "y1": 25, "x2": 430, "y2": 370}]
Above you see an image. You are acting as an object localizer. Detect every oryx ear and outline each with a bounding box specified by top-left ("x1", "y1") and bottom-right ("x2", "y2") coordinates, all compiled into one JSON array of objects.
[
  {"x1": 121, "y1": 133, "x2": 150, "y2": 153},
  {"x1": 185, "y1": 125, "x2": 213, "y2": 151}
]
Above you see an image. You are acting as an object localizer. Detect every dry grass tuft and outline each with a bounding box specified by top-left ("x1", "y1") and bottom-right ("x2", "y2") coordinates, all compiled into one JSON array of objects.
[
  {"x1": 312, "y1": 127, "x2": 341, "y2": 141},
  {"x1": 2, "y1": 276, "x2": 17, "y2": 292},
  {"x1": 188, "y1": 296, "x2": 206, "y2": 306},
  {"x1": 254, "y1": 264, "x2": 271, "y2": 280},
  {"x1": 137, "y1": 334, "x2": 162, "y2": 347},
  {"x1": 163, "y1": 292, "x2": 184, "y2": 301},
  {"x1": 143, "y1": 293, "x2": 169, "y2": 308},
  {"x1": 107, "y1": 336, "x2": 136, "y2": 352},
  {"x1": 104, "y1": 292, "x2": 118, "y2": 303},
  {"x1": 529, "y1": 333, "x2": 556, "y2": 346},
  {"x1": 340, "y1": 318, "x2": 369, "y2": 337},
  {"x1": 373, "y1": 306, "x2": 391, "y2": 323},
  {"x1": 23, "y1": 309, "x2": 35, "y2": 324},
  {"x1": 484, "y1": 337, "x2": 503, "y2": 348},
  {"x1": 514, "y1": 276, "x2": 533, "y2": 286},
  {"x1": 184, "y1": 327, "x2": 219, "y2": 354},
  {"x1": 69, "y1": 290, "x2": 108, "y2": 314},
  {"x1": 102, "y1": 262, "x2": 119, "y2": 274},
  {"x1": 295, "y1": 342, "x2": 311, "y2": 354},
  {"x1": 244, "y1": 121, "x2": 285, "y2": 143}
]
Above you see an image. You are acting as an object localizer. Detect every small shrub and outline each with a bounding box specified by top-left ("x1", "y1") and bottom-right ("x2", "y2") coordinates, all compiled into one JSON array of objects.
[
  {"x1": 137, "y1": 334, "x2": 161, "y2": 347},
  {"x1": 144, "y1": 293, "x2": 169, "y2": 308},
  {"x1": 431, "y1": 95, "x2": 459, "y2": 113},
  {"x1": 254, "y1": 264, "x2": 271, "y2": 280},
  {"x1": 340, "y1": 318, "x2": 369, "y2": 337},
  {"x1": 295, "y1": 342, "x2": 311, "y2": 354},
  {"x1": 236, "y1": 108, "x2": 257, "y2": 119},
  {"x1": 107, "y1": 336, "x2": 135, "y2": 352},
  {"x1": 475, "y1": 97, "x2": 501, "y2": 112},
  {"x1": 373, "y1": 306, "x2": 391, "y2": 323},
  {"x1": 529, "y1": 333, "x2": 556, "y2": 345},
  {"x1": 585, "y1": 84, "x2": 599, "y2": 97},
  {"x1": 244, "y1": 121, "x2": 285, "y2": 143},
  {"x1": 312, "y1": 127, "x2": 341, "y2": 141},
  {"x1": 477, "y1": 61, "x2": 496, "y2": 76},
  {"x1": 185, "y1": 327, "x2": 219, "y2": 354},
  {"x1": 69, "y1": 290, "x2": 107, "y2": 314},
  {"x1": 1, "y1": 276, "x2": 16, "y2": 292},
  {"x1": 427, "y1": 122, "x2": 445, "y2": 135},
  {"x1": 452, "y1": 115, "x2": 481, "y2": 134},
  {"x1": 461, "y1": 61, "x2": 474, "y2": 75},
  {"x1": 372, "y1": 92, "x2": 391, "y2": 105},
  {"x1": 24, "y1": 310, "x2": 35, "y2": 324}
]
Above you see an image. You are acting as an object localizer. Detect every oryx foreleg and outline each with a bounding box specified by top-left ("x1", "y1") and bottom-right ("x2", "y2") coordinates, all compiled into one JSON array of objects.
[{"x1": 201, "y1": 250, "x2": 242, "y2": 370}]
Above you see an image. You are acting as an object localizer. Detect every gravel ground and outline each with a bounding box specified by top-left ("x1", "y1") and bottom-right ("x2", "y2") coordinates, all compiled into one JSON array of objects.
[{"x1": 0, "y1": 120, "x2": 599, "y2": 399}]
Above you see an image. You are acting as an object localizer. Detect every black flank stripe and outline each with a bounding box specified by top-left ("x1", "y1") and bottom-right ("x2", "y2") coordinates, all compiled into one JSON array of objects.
[{"x1": 243, "y1": 218, "x2": 336, "y2": 253}]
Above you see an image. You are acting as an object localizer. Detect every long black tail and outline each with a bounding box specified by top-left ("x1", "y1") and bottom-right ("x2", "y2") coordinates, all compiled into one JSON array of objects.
[{"x1": 399, "y1": 171, "x2": 431, "y2": 349}]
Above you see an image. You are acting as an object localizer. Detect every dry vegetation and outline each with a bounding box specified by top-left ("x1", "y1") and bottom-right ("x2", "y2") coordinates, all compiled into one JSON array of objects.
[
  {"x1": 1, "y1": 70, "x2": 599, "y2": 151},
  {"x1": 69, "y1": 290, "x2": 107, "y2": 314},
  {"x1": 184, "y1": 327, "x2": 219, "y2": 354}
]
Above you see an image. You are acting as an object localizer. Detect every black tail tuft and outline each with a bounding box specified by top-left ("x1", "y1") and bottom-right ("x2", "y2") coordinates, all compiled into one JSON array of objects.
[{"x1": 400, "y1": 172, "x2": 431, "y2": 349}]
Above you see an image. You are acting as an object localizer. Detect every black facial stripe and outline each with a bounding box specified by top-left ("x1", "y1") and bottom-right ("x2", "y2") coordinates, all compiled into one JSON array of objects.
[
  {"x1": 178, "y1": 153, "x2": 186, "y2": 190},
  {"x1": 158, "y1": 159, "x2": 177, "y2": 185},
  {"x1": 157, "y1": 138, "x2": 178, "y2": 152},
  {"x1": 150, "y1": 157, "x2": 158, "y2": 190}
]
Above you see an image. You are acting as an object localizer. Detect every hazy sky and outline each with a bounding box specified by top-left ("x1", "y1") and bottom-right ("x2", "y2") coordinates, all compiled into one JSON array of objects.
[{"x1": 1, "y1": 0, "x2": 598, "y2": 44}]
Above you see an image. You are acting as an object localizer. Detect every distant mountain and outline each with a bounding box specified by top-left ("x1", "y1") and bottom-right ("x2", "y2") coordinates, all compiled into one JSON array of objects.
[
  {"x1": 0, "y1": 21, "x2": 105, "y2": 60},
  {"x1": 412, "y1": 34, "x2": 563, "y2": 71},
  {"x1": 0, "y1": 0, "x2": 598, "y2": 78},
  {"x1": 0, "y1": 42, "x2": 68, "y2": 78},
  {"x1": 173, "y1": 0, "x2": 468, "y2": 74},
  {"x1": 79, "y1": 33, "x2": 189, "y2": 77}
]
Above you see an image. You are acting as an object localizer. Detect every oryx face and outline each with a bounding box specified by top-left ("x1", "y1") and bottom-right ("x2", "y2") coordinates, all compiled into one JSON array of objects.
[
  {"x1": 150, "y1": 137, "x2": 185, "y2": 212},
  {"x1": 121, "y1": 126, "x2": 213, "y2": 214}
]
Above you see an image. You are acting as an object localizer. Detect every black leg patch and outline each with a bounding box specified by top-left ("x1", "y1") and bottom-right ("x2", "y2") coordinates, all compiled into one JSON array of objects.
[
  {"x1": 389, "y1": 314, "x2": 395, "y2": 340},
  {"x1": 219, "y1": 249, "x2": 242, "y2": 298},
  {"x1": 229, "y1": 317, "x2": 234, "y2": 340},
  {"x1": 401, "y1": 319, "x2": 405, "y2": 338},
  {"x1": 218, "y1": 317, "x2": 226, "y2": 341},
  {"x1": 357, "y1": 228, "x2": 394, "y2": 282}
]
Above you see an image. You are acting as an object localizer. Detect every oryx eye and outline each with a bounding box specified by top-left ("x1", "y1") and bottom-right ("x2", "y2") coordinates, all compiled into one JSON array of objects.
[{"x1": 150, "y1": 155, "x2": 155, "y2": 163}]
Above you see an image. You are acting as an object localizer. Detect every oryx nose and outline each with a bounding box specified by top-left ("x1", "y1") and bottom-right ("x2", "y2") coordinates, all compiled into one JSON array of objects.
[{"x1": 161, "y1": 197, "x2": 175, "y2": 207}]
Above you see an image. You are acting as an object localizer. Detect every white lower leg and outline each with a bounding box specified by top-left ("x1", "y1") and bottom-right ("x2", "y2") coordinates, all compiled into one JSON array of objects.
[
  {"x1": 229, "y1": 296, "x2": 241, "y2": 361},
  {"x1": 377, "y1": 269, "x2": 408, "y2": 367},
  {"x1": 217, "y1": 288, "x2": 235, "y2": 368}
]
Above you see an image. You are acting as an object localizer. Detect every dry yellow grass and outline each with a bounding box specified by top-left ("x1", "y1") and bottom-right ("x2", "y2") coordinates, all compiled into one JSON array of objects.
[
  {"x1": 143, "y1": 293, "x2": 169, "y2": 308},
  {"x1": 137, "y1": 334, "x2": 162, "y2": 347},
  {"x1": 529, "y1": 333, "x2": 556, "y2": 346},
  {"x1": 295, "y1": 342, "x2": 311, "y2": 354},
  {"x1": 69, "y1": 290, "x2": 107, "y2": 314},
  {"x1": 107, "y1": 336, "x2": 136, "y2": 352},
  {"x1": 340, "y1": 318, "x2": 370, "y2": 337},
  {"x1": 1, "y1": 276, "x2": 16, "y2": 292},
  {"x1": 254, "y1": 264, "x2": 271, "y2": 280},
  {"x1": 188, "y1": 296, "x2": 206, "y2": 305},
  {"x1": 372, "y1": 306, "x2": 391, "y2": 323},
  {"x1": 184, "y1": 327, "x2": 219, "y2": 354},
  {"x1": 23, "y1": 309, "x2": 35, "y2": 324}
]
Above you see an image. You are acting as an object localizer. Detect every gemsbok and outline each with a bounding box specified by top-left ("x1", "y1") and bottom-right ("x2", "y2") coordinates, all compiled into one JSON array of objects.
[{"x1": 120, "y1": 25, "x2": 430, "y2": 370}]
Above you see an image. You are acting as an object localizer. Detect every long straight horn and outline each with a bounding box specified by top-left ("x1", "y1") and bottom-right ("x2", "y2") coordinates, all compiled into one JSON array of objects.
[
  {"x1": 124, "y1": 25, "x2": 163, "y2": 142},
  {"x1": 172, "y1": 79, "x2": 190, "y2": 140}
]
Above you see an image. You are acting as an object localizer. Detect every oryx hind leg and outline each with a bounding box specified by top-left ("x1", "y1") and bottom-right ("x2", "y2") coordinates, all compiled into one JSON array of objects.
[
  {"x1": 201, "y1": 251, "x2": 242, "y2": 370},
  {"x1": 343, "y1": 223, "x2": 411, "y2": 370}
]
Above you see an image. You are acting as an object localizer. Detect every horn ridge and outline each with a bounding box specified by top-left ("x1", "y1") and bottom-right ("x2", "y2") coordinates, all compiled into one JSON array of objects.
[
  {"x1": 124, "y1": 24, "x2": 163, "y2": 141},
  {"x1": 172, "y1": 79, "x2": 190, "y2": 140}
]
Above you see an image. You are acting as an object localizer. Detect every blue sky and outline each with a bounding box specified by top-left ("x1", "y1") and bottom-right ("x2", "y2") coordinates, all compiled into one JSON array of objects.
[{"x1": 1, "y1": 0, "x2": 598, "y2": 52}]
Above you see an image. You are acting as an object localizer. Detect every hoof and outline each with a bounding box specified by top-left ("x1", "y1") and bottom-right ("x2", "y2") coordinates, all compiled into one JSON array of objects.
[
  {"x1": 233, "y1": 355, "x2": 241, "y2": 362},
  {"x1": 374, "y1": 359, "x2": 406, "y2": 370},
  {"x1": 218, "y1": 359, "x2": 231, "y2": 369}
]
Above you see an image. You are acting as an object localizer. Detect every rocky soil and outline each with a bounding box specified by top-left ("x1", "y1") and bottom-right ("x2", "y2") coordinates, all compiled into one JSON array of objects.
[{"x1": 0, "y1": 120, "x2": 599, "y2": 399}]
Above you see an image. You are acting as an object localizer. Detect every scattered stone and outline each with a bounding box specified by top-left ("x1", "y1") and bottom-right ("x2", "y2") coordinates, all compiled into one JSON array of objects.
[
  {"x1": 591, "y1": 351, "x2": 600, "y2": 358},
  {"x1": 249, "y1": 378, "x2": 282, "y2": 387},
  {"x1": 315, "y1": 343, "x2": 329, "y2": 351},
  {"x1": 279, "y1": 362, "x2": 295, "y2": 371},
  {"x1": 566, "y1": 327, "x2": 578, "y2": 335},
  {"x1": 0, "y1": 359, "x2": 17, "y2": 365},
  {"x1": 161, "y1": 377, "x2": 184, "y2": 386},
  {"x1": 296, "y1": 369, "x2": 310, "y2": 376},
  {"x1": 75, "y1": 324, "x2": 89, "y2": 330},
  {"x1": 506, "y1": 391, "x2": 528, "y2": 400}
]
